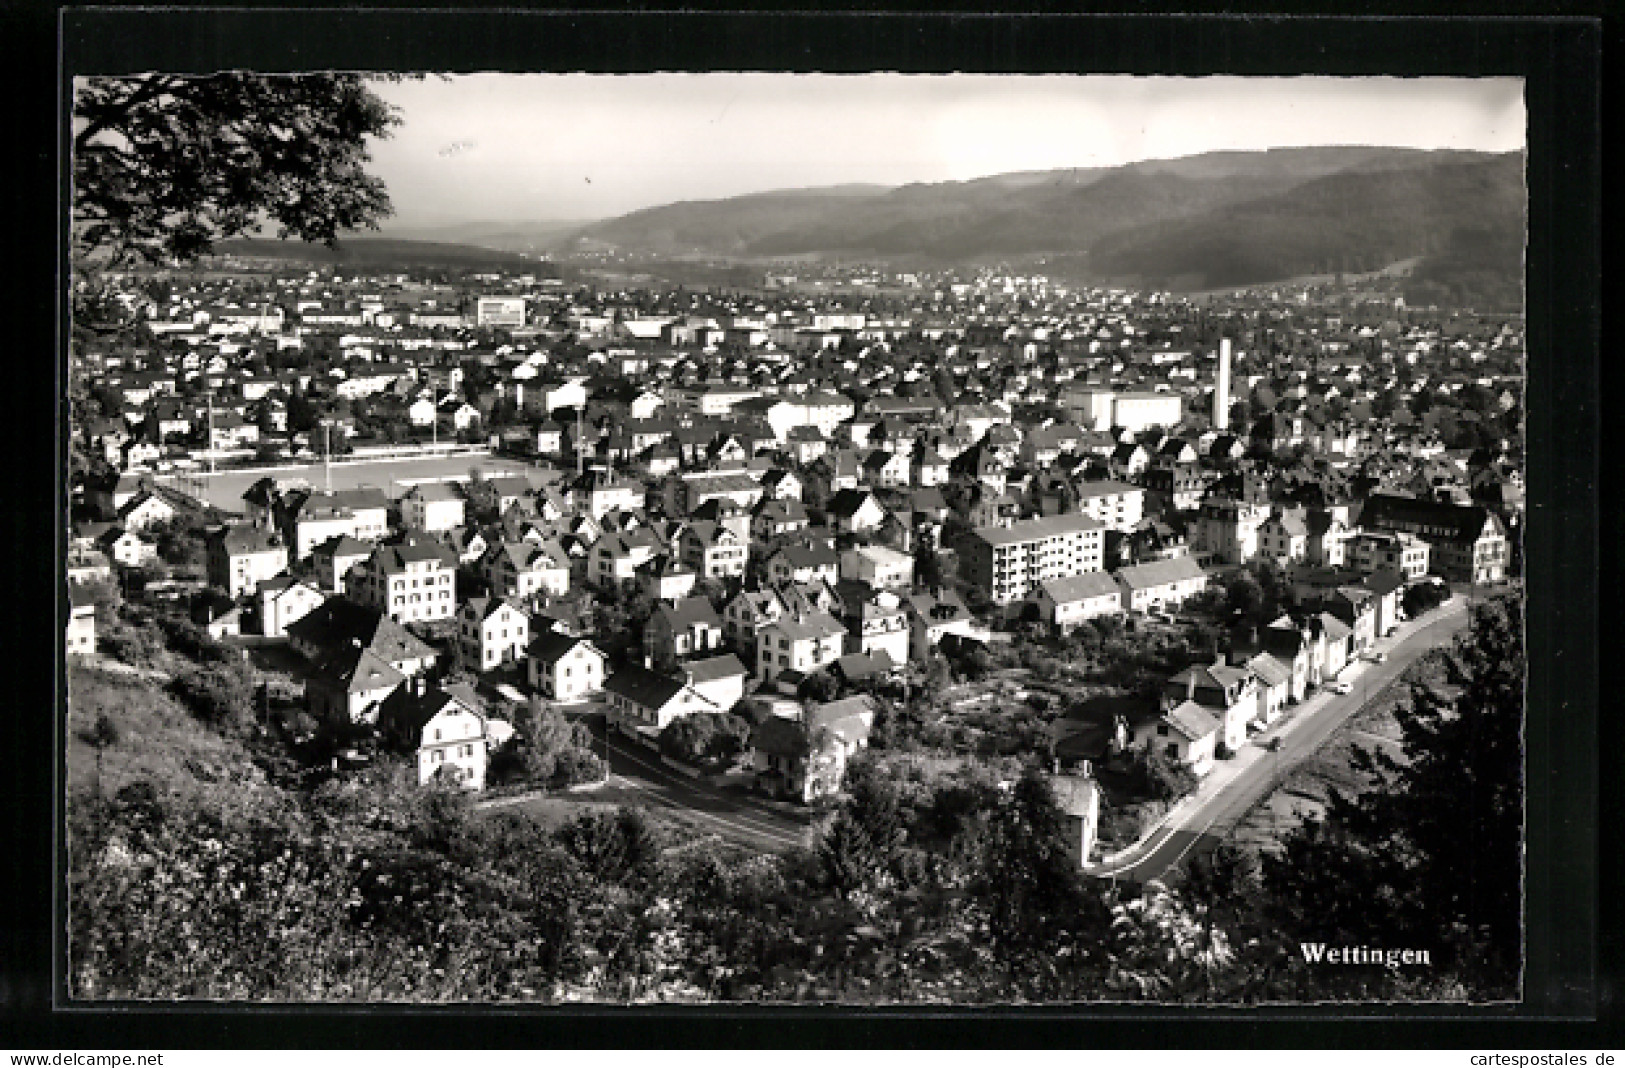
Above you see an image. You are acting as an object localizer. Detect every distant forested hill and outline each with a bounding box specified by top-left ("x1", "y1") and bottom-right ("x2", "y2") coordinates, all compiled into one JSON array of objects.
[
  {"x1": 1085, "y1": 154, "x2": 1525, "y2": 294},
  {"x1": 567, "y1": 147, "x2": 1524, "y2": 301}
]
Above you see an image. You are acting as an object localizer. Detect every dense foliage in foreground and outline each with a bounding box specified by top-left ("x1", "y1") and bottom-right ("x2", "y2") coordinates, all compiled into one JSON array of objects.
[{"x1": 67, "y1": 590, "x2": 1523, "y2": 1003}]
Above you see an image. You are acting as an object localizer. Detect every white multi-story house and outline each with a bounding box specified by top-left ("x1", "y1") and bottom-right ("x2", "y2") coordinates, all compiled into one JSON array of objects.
[
  {"x1": 839, "y1": 545, "x2": 914, "y2": 590},
  {"x1": 528, "y1": 632, "x2": 608, "y2": 704},
  {"x1": 1073, "y1": 480, "x2": 1146, "y2": 532},
  {"x1": 207, "y1": 525, "x2": 288, "y2": 598},
  {"x1": 1191, "y1": 497, "x2": 1270, "y2": 566},
  {"x1": 379, "y1": 679, "x2": 492, "y2": 791},
  {"x1": 767, "y1": 542, "x2": 840, "y2": 586},
  {"x1": 456, "y1": 596, "x2": 530, "y2": 672},
  {"x1": 1033, "y1": 572, "x2": 1124, "y2": 633},
  {"x1": 346, "y1": 539, "x2": 457, "y2": 625},
  {"x1": 255, "y1": 576, "x2": 328, "y2": 638},
  {"x1": 1256, "y1": 511, "x2": 1311, "y2": 567},
  {"x1": 483, "y1": 540, "x2": 571, "y2": 602},
  {"x1": 840, "y1": 590, "x2": 911, "y2": 666},
  {"x1": 756, "y1": 610, "x2": 847, "y2": 683},
  {"x1": 903, "y1": 589, "x2": 984, "y2": 662},
  {"x1": 679, "y1": 522, "x2": 749, "y2": 580},
  {"x1": 1115, "y1": 556, "x2": 1209, "y2": 612},
  {"x1": 400, "y1": 482, "x2": 467, "y2": 533},
  {"x1": 1347, "y1": 530, "x2": 1431, "y2": 581},
  {"x1": 280, "y1": 487, "x2": 389, "y2": 559},
  {"x1": 592, "y1": 531, "x2": 662, "y2": 588}
]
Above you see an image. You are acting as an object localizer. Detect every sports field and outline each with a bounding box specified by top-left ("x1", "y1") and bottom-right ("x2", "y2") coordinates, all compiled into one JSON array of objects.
[{"x1": 156, "y1": 452, "x2": 542, "y2": 514}]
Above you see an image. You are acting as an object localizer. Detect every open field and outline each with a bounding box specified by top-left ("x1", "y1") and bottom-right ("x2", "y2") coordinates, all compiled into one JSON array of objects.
[{"x1": 155, "y1": 452, "x2": 544, "y2": 514}]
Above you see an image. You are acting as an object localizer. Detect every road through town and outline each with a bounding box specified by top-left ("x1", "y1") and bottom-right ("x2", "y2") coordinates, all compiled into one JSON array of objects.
[
  {"x1": 1090, "y1": 598, "x2": 1471, "y2": 886},
  {"x1": 572, "y1": 711, "x2": 817, "y2": 853}
]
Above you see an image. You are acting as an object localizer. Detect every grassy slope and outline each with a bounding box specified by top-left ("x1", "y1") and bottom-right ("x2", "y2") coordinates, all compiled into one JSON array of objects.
[{"x1": 65, "y1": 663, "x2": 277, "y2": 813}]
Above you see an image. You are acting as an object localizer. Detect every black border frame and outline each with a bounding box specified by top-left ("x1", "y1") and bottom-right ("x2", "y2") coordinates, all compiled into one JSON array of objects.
[{"x1": 5, "y1": 5, "x2": 1604, "y2": 1048}]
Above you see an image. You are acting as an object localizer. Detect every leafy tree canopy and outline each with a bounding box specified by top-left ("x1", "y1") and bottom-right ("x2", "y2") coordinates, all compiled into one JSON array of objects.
[{"x1": 73, "y1": 73, "x2": 402, "y2": 269}]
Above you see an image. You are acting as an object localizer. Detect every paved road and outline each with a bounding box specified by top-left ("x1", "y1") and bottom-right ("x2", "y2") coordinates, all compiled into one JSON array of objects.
[
  {"x1": 569, "y1": 710, "x2": 816, "y2": 853},
  {"x1": 1090, "y1": 599, "x2": 1471, "y2": 886}
]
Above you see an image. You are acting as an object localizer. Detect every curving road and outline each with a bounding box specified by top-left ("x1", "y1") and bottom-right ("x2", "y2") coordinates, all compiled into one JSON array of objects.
[{"x1": 1089, "y1": 598, "x2": 1471, "y2": 886}]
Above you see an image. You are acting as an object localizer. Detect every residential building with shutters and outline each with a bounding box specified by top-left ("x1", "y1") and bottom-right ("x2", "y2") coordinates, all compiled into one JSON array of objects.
[
  {"x1": 347, "y1": 539, "x2": 457, "y2": 624},
  {"x1": 378, "y1": 678, "x2": 492, "y2": 791},
  {"x1": 456, "y1": 595, "x2": 530, "y2": 671},
  {"x1": 756, "y1": 609, "x2": 848, "y2": 683},
  {"x1": 528, "y1": 632, "x2": 608, "y2": 703}
]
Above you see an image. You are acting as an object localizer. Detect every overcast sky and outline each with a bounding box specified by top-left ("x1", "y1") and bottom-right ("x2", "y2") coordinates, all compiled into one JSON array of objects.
[{"x1": 364, "y1": 74, "x2": 1525, "y2": 226}]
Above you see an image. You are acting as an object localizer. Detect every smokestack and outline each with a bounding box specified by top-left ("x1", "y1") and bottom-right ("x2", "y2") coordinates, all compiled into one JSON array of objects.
[{"x1": 1215, "y1": 338, "x2": 1232, "y2": 432}]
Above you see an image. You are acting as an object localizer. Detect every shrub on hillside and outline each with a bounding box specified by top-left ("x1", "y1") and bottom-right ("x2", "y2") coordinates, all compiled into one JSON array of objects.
[
  {"x1": 99, "y1": 619, "x2": 166, "y2": 669},
  {"x1": 1122, "y1": 747, "x2": 1200, "y2": 803},
  {"x1": 159, "y1": 618, "x2": 233, "y2": 664},
  {"x1": 170, "y1": 663, "x2": 255, "y2": 732}
]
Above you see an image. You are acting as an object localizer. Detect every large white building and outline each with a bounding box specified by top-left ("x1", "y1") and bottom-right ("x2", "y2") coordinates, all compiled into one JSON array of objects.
[
  {"x1": 1066, "y1": 387, "x2": 1183, "y2": 434},
  {"x1": 476, "y1": 296, "x2": 527, "y2": 328},
  {"x1": 839, "y1": 544, "x2": 914, "y2": 590},
  {"x1": 1110, "y1": 391, "x2": 1183, "y2": 434},
  {"x1": 735, "y1": 390, "x2": 855, "y2": 442}
]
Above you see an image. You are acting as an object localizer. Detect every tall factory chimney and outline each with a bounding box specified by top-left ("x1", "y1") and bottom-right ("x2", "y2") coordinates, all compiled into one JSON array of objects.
[{"x1": 1215, "y1": 337, "x2": 1233, "y2": 431}]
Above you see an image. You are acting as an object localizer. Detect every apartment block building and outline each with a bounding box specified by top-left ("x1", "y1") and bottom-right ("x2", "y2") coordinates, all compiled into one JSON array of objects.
[{"x1": 959, "y1": 512, "x2": 1106, "y2": 605}]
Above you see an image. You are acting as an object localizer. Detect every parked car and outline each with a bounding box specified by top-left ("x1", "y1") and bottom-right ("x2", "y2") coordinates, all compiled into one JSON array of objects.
[
  {"x1": 1366, "y1": 651, "x2": 1387, "y2": 664},
  {"x1": 1328, "y1": 681, "x2": 1352, "y2": 695}
]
